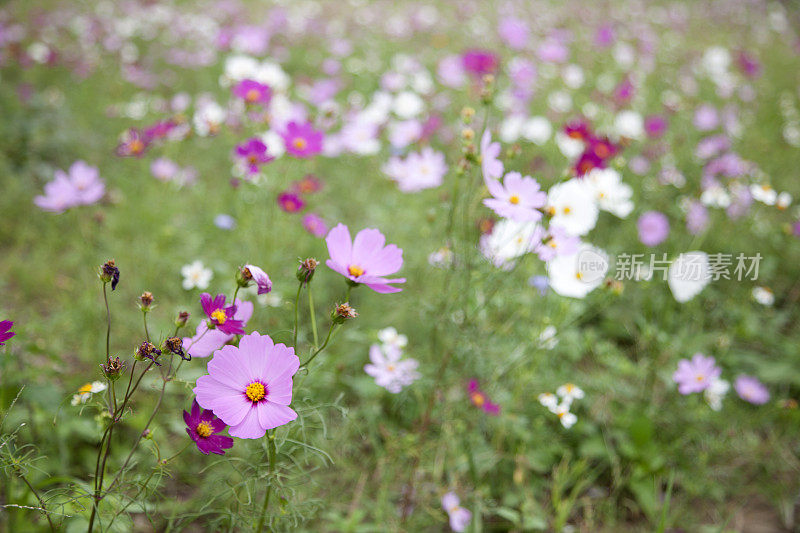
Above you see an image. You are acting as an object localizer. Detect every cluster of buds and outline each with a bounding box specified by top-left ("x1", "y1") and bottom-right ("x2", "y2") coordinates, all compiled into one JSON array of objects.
[
  {"x1": 480, "y1": 74, "x2": 495, "y2": 104},
  {"x1": 100, "y1": 356, "x2": 125, "y2": 381},
  {"x1": 163, "y1": 336, "x2": 190, "y2": 361},
  {"x1": 297, "y1": 257, "x2": 318, "y2": 284},
  {"x1": 135, "y1": 341, "x2": 162, "y2": 366},
  {"x1": 99, "y1": 260, "x2": 120, "y2": 290},
  {"x1": 138, "y1": 291, "x2": 154, "y2": 312},
  {"x1": 332, "y1": 302, "x2": 358, "y2": 324}
]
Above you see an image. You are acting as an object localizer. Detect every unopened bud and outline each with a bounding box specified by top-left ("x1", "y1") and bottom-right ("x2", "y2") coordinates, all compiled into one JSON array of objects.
[
  {"x1": 175, "y1": 311, "x2": 190, "y2": 328},
  {"x1": 297, "y1": 258, "x2": 319, "y2": 284},
  {"x1": 461, "y1": 128, "x2": 474, "y2": 141},
  {"x1": 461, "y1": 106, "x2": 476, "y2": 123}
]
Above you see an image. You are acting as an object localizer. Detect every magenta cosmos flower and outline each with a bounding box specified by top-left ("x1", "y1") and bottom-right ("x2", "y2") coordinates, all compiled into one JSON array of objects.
[
  {"x1": 232, "y1": 79, "x2": 272, "y2": 106},
  {"x1": 183, "y1": 300, "x2": 253, "y2": 358},
  {"x1": 483, "y1": 171, "x2": 546, "y2": 222},
  {"x1": 115, "y1": 128, "x2": 150, "y2": 157},
  {"x1": 0, "y1": 320, "x2": 14, "y2": 346},
  {"x1": 201, "y1": 293, "x2": 245, "y2": 335},
  {"x1": 183, "y1": 399, "x2": 234, "y2": 455},
  {"x1": 277, "y1": 191, "x2": 305, "y2": 213},
  {"x1": 302, "y1": 213, "x2": 328, "y2": 237},
  {"x1": 461, "y1": 49, "x2": 499, "y2": 76},
  {"x1": 672, "y1": 353, "x2": 721, "y2": 394},
  {"x1": 467, "y1": 379, "x2": 500, "y2": 415},
  {"x1": 194, "y1": 332, "x2": 300, "y2": 438},
  {"x1": 325, "y1": 223, "x2": 405, "y2": 293},
  {"x1": 281, "y1": 121, "x2": 324, "y2": 158},
  {"x1": 734, "y1": 375, "x2": 770, "y2": 405},
  {"x1": 235, "y1": 138, "x2": 274, "y2": 175}
]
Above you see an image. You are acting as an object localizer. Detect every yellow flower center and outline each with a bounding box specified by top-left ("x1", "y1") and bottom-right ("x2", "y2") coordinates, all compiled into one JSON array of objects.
[
  {"x1": 563, "y1": 206, "x2": 572, "y2": 215},
  {"x1": 245, "y1": 382, "x2": 266, "y2": 402},
  {"x1": 196, "y1": 421, "x2": 213, "y2": 438},
  {"x1": 547, "y1": 206, "x2": 556, "y2": 216},
  {"x1": 130, "y1": 139, "x2": 144, "y2": 154},
  {"x1": 471, "y1": 392, "x2": 485, "y2": 407},
  {"x1": 245, "y1": 89, "x2": 260, "y2": 102},
  {"x1": 211, "y1": 309, "x2": 227, "y2": 324},
  {"x1": 509, "y1": 195, "x2": 520, "y2": 205},
  {"x1": 387, "y1": 364, "x2": 396, "y2": 372},
  {"x1": 348, "y1": 265, "x2": 364, "y2": 277},
  {"x1": 575, "y1": 272, "x2": 583, "y2": 280},
  {"x1": 78, "y1": 383, "x2": 93, "y2": 394},
  {"x1": 695, "y1": 374, "x2": 704, "y2": 382},
  {"x1": 293, "y1": 137, "x2": 307, "y2": 150},
  {"x1": 558, "y1": 411, "x2": 567, "y2": 419}
]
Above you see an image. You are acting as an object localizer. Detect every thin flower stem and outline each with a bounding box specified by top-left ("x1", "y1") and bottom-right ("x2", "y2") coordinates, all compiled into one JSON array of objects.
[
  {"x1": 232, "y1": 285, "x2": 240, "y2": 304},
  {"x1": 255, "y1": 431, "x2": 277, "y2": 533},
  {"x1": 292, "y1": 282, "x2": 302, "y2": 348},
  {"x1": 103, "y1": 283, "x2": 111, "y2": 358},
  {"x1": 301, "y1": 322, "x2": 336, "y2": 368},
  {"x1": 14, "y1": 466, "x2": 56, "y2": 532},
  {"x1": 142, "y1": 311, "x2": 150, "y2": 343},
  {"x1": 308, "y1": 285, "x2": 319, "y2": 348}
]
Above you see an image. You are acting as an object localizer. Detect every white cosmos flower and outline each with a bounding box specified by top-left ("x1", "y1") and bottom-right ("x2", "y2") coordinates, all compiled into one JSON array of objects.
[
  {"x1": 500, "y1": 115, "x2": 525, "y2": 143},
  {"x1": 364, "y1": 344, "x2": 420, "y2": 393},
  {"x1": 393, "y1": 91, "x2": 424, "y2": 118},
  {"x1": 546, "y1": 179, "x2": 599, "y2": 236},
  {"x1": 222, "y1": 54, "x2": 260, "y2": 85},
  {"x1": 259, "y1": 130, "x2": 286, "y2": 159},
  {"x1": 614, "y1": 110, "x2": 644, "y2": 139},
  {"x1": 181, "y1": 260, "x2": 213, "y2": 290},
  {"x1": 377, "y1": 327, "x2": 408, "y2": 349},
  {"x1": 557, "y1": 383, "x2": 585, "y2": 404},
  {"x1": 71, "y1": 381, "x2": 108, "y2": 406},
  {"x1": 667, "y1": 251, "x2": 711, "y2": 303},
  {"x1": 522, "y1": 117, "x2": 553, "y2": 145},
  {"x1": 585, "y1": 168, "x2": 634, "y2": 218},
  {"x1": 752, "y1": 286, "x2": 774, "y2": 306},
  {"x1": 555, "y1": 131, "x2": 584, "y2": 158},
  {"x1": 479, "y1": 219, "x2": 540, "y2": 269},
  {"x1": 750, "y1": 184, "x2": 777, "y2": 205},
  {"x1": 192, "y1": 101, "x2": 225, "y2": 137},
  {"x1": 777, "y1": 192, "x2": 792, "y2": 210},
  {"x1": 538, "y1": 392, "x2": 559, "y2": 412},
  {"x1": 555, "y1": 404, "x2": 577, "y2": 428},
  {"x1": 700, "y1": 185, "x2": 731, "y2": 208},
  {"x1": 562, "y1": 64, "x2": 585, "y2": 89},
  {"x1": 547, "y1": 244, "x2": 608, "y2": 298},
  {"x1": 704, "y1": 377, "x2": 730, "y2": 411},
  {"x1": 703, "y1": 46, "x2": 731, "y2": 76}
]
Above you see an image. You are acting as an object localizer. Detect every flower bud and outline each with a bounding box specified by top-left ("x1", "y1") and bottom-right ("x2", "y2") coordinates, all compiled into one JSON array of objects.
[
  {"x1": 99, "y1": 260, "x2": 120, "y2": 290},
  {"x1": 237, "y1": 265, "x2": 254, "y2": 287},
  {"x1": 332, "y1": 302, "x2": 358, "y2": 324},
  {"x1": 297, "y1": 258, "x2": 319, "y2": 284},
  {"x1": 461, "y1": 106, "x2": 476, "y2": 124},
  {"x1": 134, "y1": 341, "x2": 162, "y2": 366},
  {"x1": 461, "y1": 128, "x2": 475, "y2": 141},
  {"x1": 175, "y1": 311, "x2": 189, "y2": 328},
  {"x1": 139, "y1": 291, "x2": 154, "y2": 311},
  {"x1": 100, "y1": 356, "x2": 125, "y2": 381}
]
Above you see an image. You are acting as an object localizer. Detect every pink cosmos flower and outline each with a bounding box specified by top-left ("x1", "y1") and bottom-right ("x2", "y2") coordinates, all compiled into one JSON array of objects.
[
  {"x1": 734, "y1": 375, "x2": 770, "y2": 405},
  {"x1": 200, "y1": 293, "x2": 245, "y2": 335},
  {"x1": 182, "y1": 300, "x2": 254, "y2": 358},
  {"x1": 534, "y1": 226, "x2": 580, "y2": 262},
  {"x1": 277, "y1": 192, "x2": 305, "y2": 213},
  {"x1": 442, "y1": 492, "x2": 472, "y2": 532},
  {"x1": 193, "y1": 332, "x2": 300, "y2": 439},
  {"x1": 151, "y1": 157, "x2": 180, "y2": 181},
  {"x1": 498, "y1": 18, "x2": 529, "y2": 50},
  {"x1": 0, "y1": 320, "x2": 14, "y2": 346},
  {"x1": 232, "y1": 79, "x2": 272, "y2": 106},
  {"x1": 637, "y1": 211, "x2": 670, "y2": 246},
  {"x1": 34, "y1": 161, "x2": 105, "y2": 213},
  {"x1": 302, "y1": 213, "x2": 328, "y2": 237},
  {"x1": 183, "y1": 399, "x2": 234, "y2": 455},
  {"x1": 244, "y1": 264, "x2": 272, "y2": 294},
  {"x1": 281, "y1": 121, "x2": 324, "y2": 158},
  {"x1": 384, "y1": 147, "x2": 447, "y2": 193},
  {"x1": 672, "y1": 353, "x2": 721, "y2": 395},
  {"x1": 292, "y1": 174, "x2": 323, "y2": 195},
  {"x1": 467, "y1": 379, "x2": 500, "y2": 415},
  {"x1": 235, "y1": 138, "x2": 274, "y2": 175},
  {"x1": 644, "y1": 115, "x2": 668, "y2": 138},
  {"x1": 480, "y1": 130, "x2": 504, "y2": 182},
  {"x1": 325, "y1": 223, "x2": 405, "y2": 293},
  {"x1": 483, "y1": 172, "x2": 546, "y2": 222},
  {"x1": 115, "y1": 128, "x2": 150, "y2": 157},
  {"x1": 364, "y1": 344, "x2": 420, "y2": 393}
]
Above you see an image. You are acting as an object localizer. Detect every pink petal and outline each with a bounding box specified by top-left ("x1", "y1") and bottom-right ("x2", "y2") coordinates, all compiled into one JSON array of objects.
[
  {"x1": 228, "y1": 406, "x2": 266, "y2": 439},
  {"x1": 350, "y1": 228, "x2": 387, "y2": 268},
  {"x1": 326, "y1": 223, "x2": 353, "y2": 266},
  {"x1": 193, "y1": 375, "x2": 251, "y2": 426},
  {"x1": 256, "y1": 402, "x2": 297, "y2": 430}
]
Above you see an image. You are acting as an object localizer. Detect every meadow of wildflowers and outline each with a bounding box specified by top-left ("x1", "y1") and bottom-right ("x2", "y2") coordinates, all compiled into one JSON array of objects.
[{"x1": 2, "y1": 0, "x2": 800, "y2": 531}]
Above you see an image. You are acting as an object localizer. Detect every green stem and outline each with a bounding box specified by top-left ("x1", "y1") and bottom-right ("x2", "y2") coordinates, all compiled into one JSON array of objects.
[
  {"x1": 255, "y1": 431, "x2": 277, "y2": 533},
  {"x1": 308, "y1": 285, "x2": 318, "y2": 348},
  {"x1": 142, "y1": 311, "x2": 150, "y2": 343},
  {"x1": 232, "y1": 285, "x2": 240, "y2": 304},
  {"x1": 301, "y1": 322, "x2": 336, "y2": 368},
  {"x1": 103, "y1": 283, "x2": 111, "y2": 358},
  {"x1": 14, "y1": 466, "x2": 56, "y2": 532},
  {"x1": 292, "y1": 282, "x2": 302, "y2": 348}
]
